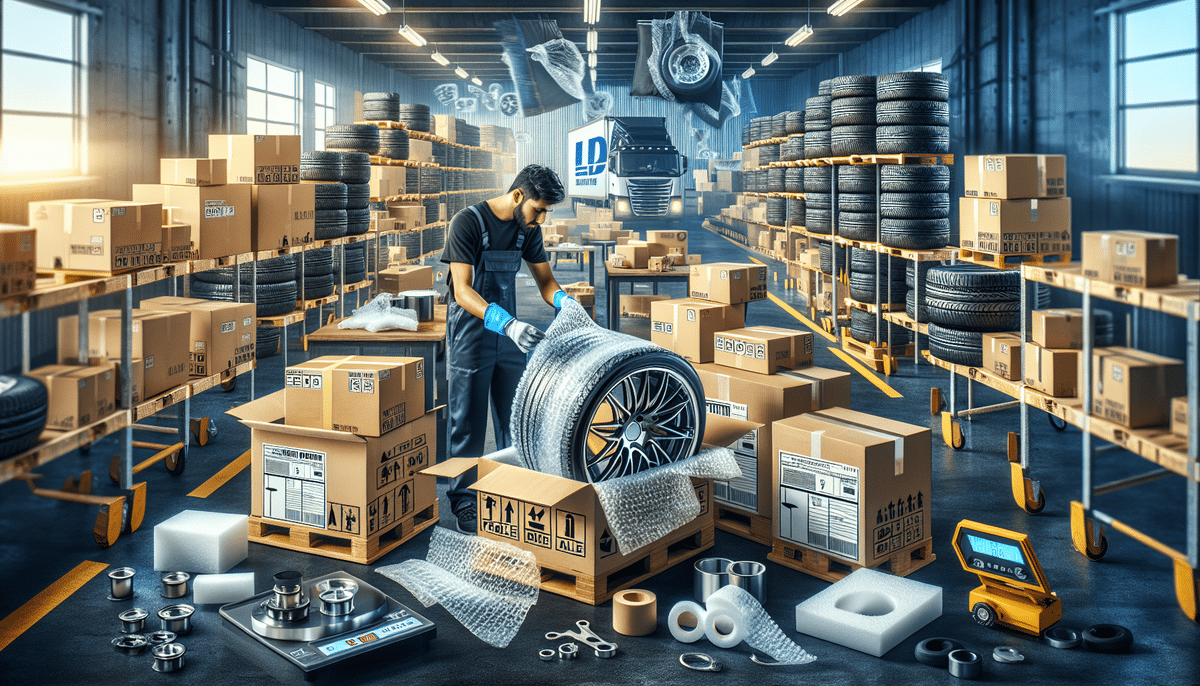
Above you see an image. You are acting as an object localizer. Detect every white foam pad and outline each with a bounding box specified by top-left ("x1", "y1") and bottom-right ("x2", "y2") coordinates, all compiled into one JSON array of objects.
[
  {"x1": 192, "y1": 572, "x2": 256, "y2": 605},
  {"x1": 794, "y1": 568, "x2": 942, "y2": 657},
  {"x1": 154, "y1": 510, "x2": 248, "y2": 573}
]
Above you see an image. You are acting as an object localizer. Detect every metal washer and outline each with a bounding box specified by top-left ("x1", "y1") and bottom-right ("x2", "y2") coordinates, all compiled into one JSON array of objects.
[
  {"x1": 558, "y1": 643, "x2": 578, "y2": 660},
  {"x1": 538, "y1": 649, "x2": 556, "y2": 662}
]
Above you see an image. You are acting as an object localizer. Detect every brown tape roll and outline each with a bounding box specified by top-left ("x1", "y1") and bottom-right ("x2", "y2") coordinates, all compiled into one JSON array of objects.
[{"x1": 612, "y1": 589, "x2": 657, "y2": 637}]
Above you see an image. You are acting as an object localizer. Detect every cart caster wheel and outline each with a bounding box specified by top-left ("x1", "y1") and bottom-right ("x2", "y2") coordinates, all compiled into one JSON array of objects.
[
  {"x1": 1071, "y1": 501, "x2": 1108, "y2": 561},
  {"x1": 882, "y1": 355, "x2": 897, "y2": 376},
  {"x1": 930, "y1": 388, "x2": 944, "y2": 415},
  {"x1": 941, "y1": 412, "x2": 965, "y2": 450},
  {"x1": 79, "y1": 442, "x2": 91, "y2": 455},
  {"x1": 1172, "y1": 560, "x2": 1199, "y2": 623},
  {"x1": 972, "y1": 602, "x2": 996, "y2": 628},
  {"x1": 124, "y1": 482, "x2": 147, "y2": 533},
  {"x1": 164, "y1": 449, "x2": 186, "y2": 477},
  {"x1": 1048, "y1": 414, "x2": 1068, "y2": 432},
  {"x1": 1024, "y1": 489, "x2": 1046, "y2": 514},
  {"x1": 1085, "y1": 534, "x2": 1108, "y2": 561},
  {"x1": 93, "y1": 497, "x2": 128, "y2": 550},
  {"x1": 191, "y1": 417, "x2": 216, "y2": 447},
  {"x1": 220, "y1": 376, "x2": 237, "y2": 392}
]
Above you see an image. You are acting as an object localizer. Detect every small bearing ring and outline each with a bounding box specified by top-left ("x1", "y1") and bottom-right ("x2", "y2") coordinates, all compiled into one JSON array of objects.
[
  {"x1": 538, "y1": 649, "x2": 556, "y2": 662},
  {"x1": 1044, "y1": 626, "x2": 1082, "y2": 650},
  {"x1": 558, "y1": 642, "x2": 578, "y2": 660},
  {"x1": 992, "y1": 646, "x2": 1025, "y2": 663},
  {"x1": 948, "y1": 649, "x2": 983, "y2": 680}
]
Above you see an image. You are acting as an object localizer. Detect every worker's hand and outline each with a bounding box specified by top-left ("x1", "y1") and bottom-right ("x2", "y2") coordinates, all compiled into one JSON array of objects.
[
  {"x1": 553, "y1": 289, "x2": 577, "y2": 309},
  {"x1": 504, "y1": 319, "x2": 545, "y2": 353}
]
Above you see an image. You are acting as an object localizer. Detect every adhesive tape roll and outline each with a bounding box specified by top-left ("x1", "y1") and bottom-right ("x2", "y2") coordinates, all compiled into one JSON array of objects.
[
  {"x1": 668, "y1": 601, "x2": 708, "y2": 644},
  {"x1": 704, "y1": 608, "x2": 746, "y2": 649},
  {"x1": 613, "y1": 589, "x2": 657, "y2": 637}
]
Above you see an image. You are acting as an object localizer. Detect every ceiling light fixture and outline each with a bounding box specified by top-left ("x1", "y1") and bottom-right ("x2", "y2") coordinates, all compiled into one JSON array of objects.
[
  {"x1": 586, "y1": 29, "x2": 598, "y2": 52},
  {"x1": 431, "y1": 47, "x2": 450, "y2": 66},
  {"x1": 397, "y1": 0, "x2": 426, "y2": 46},
  {"x1": 785, "y1": 25, "x2": 814, "y2": 46},
  {"x1": 587, "y1": 52, "x2": 597, "y2": 68},
  {"x1": 583, "y1": 0, "x2": 601, "y2": 25},
  {"x1": 471, "y1": 76, "x2": 483, "y2": 86},
  {"x1": 761, "y1": 49, "x2": 778, "y2": 67},
  {"x1": 742, "y1": 67, "x2": 755, "y2": 79},
  {"x1": 357, "y1": 0, "x2": 389, "y2": 16},
  {"x1": 454, "y1": 66, "x2": 469, "y2": 79},
  {"x1": 590, "y1": 68, "x2": 597, "y2": 84},
  {"x1": 827, "y1": 0, "x2": 868, "y2": 16}
]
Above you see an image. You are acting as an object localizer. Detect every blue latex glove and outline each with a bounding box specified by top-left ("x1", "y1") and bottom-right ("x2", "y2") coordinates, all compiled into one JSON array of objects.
[
  {"x1": 484, "y1": 303, "x2": 544, "y2": 353},
  {"x1": 553, "y1": 289, "x2": 577, "y2": 309}
]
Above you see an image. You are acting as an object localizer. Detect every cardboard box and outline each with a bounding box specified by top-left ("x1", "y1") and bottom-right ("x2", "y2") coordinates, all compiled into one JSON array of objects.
[
  {"x1": 742, "y1": 147, "x2": 760, "y2": 170},
  {"x1": 646, "y1": 230, "x2": 688, "y2": 257},
  {"x1": 650, "y1": 299, "x2": 746, "y2": 363},
  {"x1": 388, "y1": 204, "x2": 424, "y2": 230},
  {"x1": 112, "y1": 357, "x2": 146, "y2": 405},
  {"x1": 386, "y1": 246, "x2": 408, "y2": 266},
  {"x1": 685, "y1": 254, "x2": 701, "y2": 265},
  {"x1": 690, "y1": 262, "x2": 768, "y2": 305},
  {"x1": 631, "y1": 240, "x2": 670, "y2": 259},
  {"x1": 161, "y1": 158, "x2": 227, "y2": 187},
  {"x1": 958, "y1": 197, "x2": 1072, "y2": 254},
  {"x1": 1082, "y1": 231, "x2": 1179, "y2": 288},
  {"x1": 714, "y1": 327, "x2": 814, "y2": 375},
  {"x1": 595, "y1": 208, "x2": 614, "y2": 223},
  {"x1": 0, "y1": 225, "x2": 35, "y2": 295},
  {"x1": 408, "y1": 138, "x2": 434, "y2": 164},
  {"x1": 379, "y1": 265, "x2": 433, "y2": 294},
  {"x1": 368, "y1": 165, "x2": 407, "y2": 200},
  {"x1": 230, "y1": 392, "x2": 437, "y2": 538},
  {"x1": 285, "y1": 356, "x2": 426, "y2": 437},
  {"x1": 693, "y1": 363, "x2": 812, "y2": 517},
  {"x1": 251, "y1": 184, "x2": 316, "y2": 251},
  {"x1": 544, "y1": 234, "x2": 563, "y2": 248},
  {"x1": 964, "y1": 154, "x2": 1067, "y2": 199},
  {"x1": 619, "y1": 294, "x2": 669, "y2": 318},
  {"x1": 777, "y1": 366, "x2": 852, "y2": 411},
  {"x1": 1173, "y1": 397, "x2": 1190, "y2": 438},
  {"x1": 422, "y1": 456, "x2": 714, "y2": 581},
  {"x1": 208, "y1": 134, "x2": 300, "y2": 184},
  {"x1": 1090, "y1": 347, "x2": 1185, "y2": 428},
  {"x1": 1031, "y1": 309, "x2": 1082, "y2": 349},
  {"x1": 983, "y1": 333, "x2": 1022, "y2": 381},
  {"x1": 562, "y1": 281, "x2": 595, "y2": 307},
  {"x1": 611, "y1": 244, "x2": 649, "y2": 270},
  {"x1": 773, "y1": 409, "x2": 932, "y2": 567},
  {"x1": 28, "y1": 200, "x2": 162, "y2": 272},
  {"x1": 58, "y1": 309, "x2": 190, "y2": 399},
  {"x1": 27, "y1": 363, "x2": 116, "y2": 430},
  {"x1": 716, "y1": 170, "x2": 742, "y2": 193},
  {"x1": 432, "y1": 115, "x2": 457, "y2": 143},
  {"x1": 141, "y1": 297, "x2": 256, "y2": 377},
  {"x1": 1024, "y1": 343, "x2": 1079, "y2": 398},
  {"x1": 161, "y1": 222, "x2": 194, "y2": 262},
  {"x1": 132, "y1": 184, "x2": 251, "y2": 259},
  {"x1": 647, "y1": 256, "x2": 675, "y2": 272}
]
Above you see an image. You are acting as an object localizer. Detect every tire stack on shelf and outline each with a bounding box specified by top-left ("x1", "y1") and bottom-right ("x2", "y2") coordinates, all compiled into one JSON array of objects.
[
  {"x1": 377, "y1": 128, "x2": 409, "y2": 160},
  {"x1": 924, "y1": 264, "x2": 1020, "y2": 366},
  {"x1": 191, "y1": 256, "x2": 299, "y2": 359},
  {"x1": 786, "y1": 110, "x2": 805, "y2": 136},
  {"x1": 830, "y1": 75, "x2": 877, "y2": 156},
  {"x1": 397, "y1": 103, "x2": 431, "y2": 132},
  {"x1": 0, "y1": 375, "x2": 48, "y2": 459},
  {"x1": 771, "y1": 112, "x2": 788, "y2": 139},
  {"x1": 334, "y1": 243, "x2": 368, "y2": 287},
  {"x1": 337, "y1": 152, "x2": 372, "y2": 237},
  {"x1": 875, "y1": 72, "x2": 950, "y2": 154},
  {"x1": 781, "y1": 134, "x2": 804, "y2": 162},
  {"x1": 804, "y1": 95, "x2": 832, "y2": 159},
  {"x1": 766, "y1": 197, "x2": 787, "y2": 227},
  {"x1": 849, "y1": 248, "x2": 906, "y2": 306},
  {"x1": 758, "y1": 141, "x2": 780, "y2": 169},
  {"x1": 880, "y1": 165, "x2": 951, "y2": 249},
  {"x1": 421, "y1": 167, "x2": 442, "y2": 224},
  {"x1": 325, "y1": 124, "x2": 380, "y2": 155},
  {"x1": 363, "y1": 92, "x2": 401, "y2": 122},
  {"x1": 804, "y1": 166, "x2": 832, "y2": 234},
  {"x1": 297, "y1": 248, "x2": 336, "y2": 300},
  {"x1": 906, "y1": 260, "x2": 937, "y2": 322},
  {"x1": 818, "y1": 241, "x2": 847, "y2": 277},
  {"x1": 836, "y1": 166, "x2": 878, "y2": 241},
  {"x1": 303, "y1": 153, "x2": 349, "y2": 240}
]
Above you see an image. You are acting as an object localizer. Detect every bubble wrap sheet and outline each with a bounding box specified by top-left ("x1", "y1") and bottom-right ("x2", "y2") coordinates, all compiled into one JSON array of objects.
[
  {"x1": 526, "y1": 38, "x2": 586, "y2": 102},
  {"x1": 337, "y1": 293, "x2": 419, "y2": 333},
  {"x1": 707, "y1": 585, "x2": 817, "y2": 665},
  {"x1": 593, "y1": 447, "x2": 740, "y2": 555},
  {"x1": 375, "y1": 528, "x2": 540, "y2": 648}
]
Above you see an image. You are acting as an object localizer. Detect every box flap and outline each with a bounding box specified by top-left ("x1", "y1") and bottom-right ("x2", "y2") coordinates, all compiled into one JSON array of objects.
[
  {"x1": 226, "y1": 390, "x2": 285, "y2": 421},
  {"x1": 421, "y1": 457, "x2": 480, "y2": 479},
  {"x1": 227, "y1": 391, "x2": 366, "y2": 444},
  {"x1": 703, "y1": 414, "x2": 762, "y2": 448},
  {"x1": 471, "y1": 463, "x2": 592, "y2": 506}
]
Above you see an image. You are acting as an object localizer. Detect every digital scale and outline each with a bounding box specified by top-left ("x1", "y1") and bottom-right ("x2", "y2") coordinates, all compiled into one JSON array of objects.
[
  {"x1": 220, "y1": 570, "x2": 436, "y2": 680},
  {"x1": 951, "y1": 519, "x2": 1061, "y2": 636}
]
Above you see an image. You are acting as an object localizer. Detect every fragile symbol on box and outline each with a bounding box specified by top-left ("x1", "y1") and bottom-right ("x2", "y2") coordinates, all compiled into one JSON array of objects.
[
  {"x1": 555, "y1": 510, "x2": 586, "y2": 557},
  {"x1": 522, "y1": 504, "x2": 551, "y2": 549},
  {"x1": 479, "y1": 493, "x2": 520, "y2": 540},
  {"x1": 327, "y1": 502, "x2": 360, "y2": 534}
]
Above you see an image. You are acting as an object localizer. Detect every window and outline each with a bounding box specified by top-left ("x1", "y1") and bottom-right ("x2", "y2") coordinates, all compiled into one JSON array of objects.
[
  {"x1": 1116, "y1": 0, "x2": 1198, "y2": 174},
  {"x1": 247, "y1": 56, "x2": 300, "y2": 135},
  {"x1": 314, "y1": 81, "x2": 336, "y2": 151},
  {"x1": 907, "y1": 60, "x2": 943, "y2": 74},
  {"x1": 1, "y1": 0, "x2": 87, "y2": 179}
]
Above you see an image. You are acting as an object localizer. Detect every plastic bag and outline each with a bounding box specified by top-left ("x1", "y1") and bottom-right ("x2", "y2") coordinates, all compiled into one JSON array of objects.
[{"x1": 337, "y1": 293, "x2": 419, "y2": 333}]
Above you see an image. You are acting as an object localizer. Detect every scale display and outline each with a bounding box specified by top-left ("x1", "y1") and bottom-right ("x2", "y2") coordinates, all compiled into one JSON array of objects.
[
  {"x1": 965, "y1": 534, "x2": 1026, "y2": 565},
  {"x1": 955, "y1": 528, "x2": 1035, "y2": 585},
  {"x1": 318, "y1": 616, "x2": 423, "y2": 657}
]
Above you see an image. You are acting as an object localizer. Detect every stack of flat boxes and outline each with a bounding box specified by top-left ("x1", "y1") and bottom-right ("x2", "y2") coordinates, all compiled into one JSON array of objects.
[{"x1": 959, "y1": 155, "x2": 1071, "y2": 257}]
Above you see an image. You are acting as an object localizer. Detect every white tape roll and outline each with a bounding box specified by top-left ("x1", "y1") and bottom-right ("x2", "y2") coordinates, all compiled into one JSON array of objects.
[
  {"x1": 704, "y1": 607, "x2": 746, "y2": 649},
  {"x1": 668, "y1": 601, "x2": 708, "y2": 644}
]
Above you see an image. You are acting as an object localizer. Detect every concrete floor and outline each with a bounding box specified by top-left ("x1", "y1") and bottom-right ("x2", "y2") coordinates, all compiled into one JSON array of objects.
[{"x1": 0, "y1": 216, "x2": 1196, "y2": 685}]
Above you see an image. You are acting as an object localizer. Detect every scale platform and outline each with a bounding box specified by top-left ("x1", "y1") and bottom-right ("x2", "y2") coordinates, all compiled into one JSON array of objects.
[{"x1": 220, "y1": 571, "x2": 436, "y2": 678}]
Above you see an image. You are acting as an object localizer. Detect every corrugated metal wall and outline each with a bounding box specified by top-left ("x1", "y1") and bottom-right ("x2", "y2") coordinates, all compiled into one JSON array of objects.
[{"x1": 787, "y1": 0, "x2": 1198, "y2": 358}]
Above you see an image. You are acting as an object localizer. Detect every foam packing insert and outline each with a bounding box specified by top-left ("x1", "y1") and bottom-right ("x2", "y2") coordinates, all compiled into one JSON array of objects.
[
  {"x1": 192, "y1": 572, "x2": 256, "y2": 605},
  {"x1": 154, "y1": 510, "x2": 248, "y2": 573},
  {"x1": 794, "y1": 568, "x2": 942, "y2": 657}
]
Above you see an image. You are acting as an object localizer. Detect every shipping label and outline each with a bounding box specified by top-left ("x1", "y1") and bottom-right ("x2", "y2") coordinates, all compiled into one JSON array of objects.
[
  {"x1": 777, "y1": 449, "x2": 860, "y2": 561},
  {"x1": 707, "y1": 398, "x2": 759, "y2": 512},
  {"x1": 262, "y1": 443, "x2": 326, "y2": 528}
]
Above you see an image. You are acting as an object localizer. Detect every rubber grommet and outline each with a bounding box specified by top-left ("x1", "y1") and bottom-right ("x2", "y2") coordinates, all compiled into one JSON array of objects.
[
  {"x1": 915, "y1": 637, "x2": 964, "y2": 667},
  {"x1": 1044, "y1": 627, "x2": 1082, "y2": 650},
  {"x1": 992, "y1": 646, "x2": 1025, "y2": 663},
  {"x1": 948, "y1": 649, "x2": 983, "y2": 679},
  {"x1": 1082, "y1": 624, "x2": 1134, "y2": 654}
]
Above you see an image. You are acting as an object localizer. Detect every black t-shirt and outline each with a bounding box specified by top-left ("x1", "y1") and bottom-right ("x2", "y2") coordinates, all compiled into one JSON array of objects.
[{"x1": 440, "y1": 201, "x2": 547, "y2": 297}]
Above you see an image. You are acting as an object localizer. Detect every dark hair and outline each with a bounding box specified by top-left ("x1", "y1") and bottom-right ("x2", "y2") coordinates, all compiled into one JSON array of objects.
[{"x1": 508, "y1": 164, "x2": 566, "y2": 204}]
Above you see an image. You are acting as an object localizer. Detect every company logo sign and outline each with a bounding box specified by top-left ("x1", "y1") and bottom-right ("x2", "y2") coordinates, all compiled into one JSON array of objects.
[{"x1": 574, "y1": 135, "x2": 607, "y2": 181}]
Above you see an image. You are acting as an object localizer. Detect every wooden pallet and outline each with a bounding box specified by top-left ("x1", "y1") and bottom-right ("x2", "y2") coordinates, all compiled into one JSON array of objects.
[
  {"x1": 357, "y1": 120, "x2": 408, "y2": 130},
  {"x1": 845, "y1": 298, "x2": 905, "y2": 314},
  {"x1": 538, "y1": 523, "x2": 714, "y2": 605},
  {"x1": 248, "y1": 502, "x2": 438, "y2": 565},
  {"x1": 958, "y1": 248, "x2": 1071, "y2": 270},
  {"x1": 713, "y1": 504, "x2": 772, "y2": 546},
  {"x1": 768, "y1": 538, "x2": 936, "y2": 583},
  {"x1": 841, "y1": 328, "x2": 914, "y2": 372},
  {"x1": 368, "y1": 155, "x2": 435, "y2": 168}
]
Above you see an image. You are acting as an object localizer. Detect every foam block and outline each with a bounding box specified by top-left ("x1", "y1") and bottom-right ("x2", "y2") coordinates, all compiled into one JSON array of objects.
[
  {"x1": 154, "y1": 510, "x2": 248, "y2": 573},
  {"x1": 794, "y1": 568, "x2": 942, "y2": 657},
  {"x1": 193, "y1": 572, "x2": 256, "y2": 605}
]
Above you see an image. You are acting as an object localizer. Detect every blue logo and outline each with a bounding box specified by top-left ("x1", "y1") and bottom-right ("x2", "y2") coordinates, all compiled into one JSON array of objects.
[{"x1": 574, "y1": 136, "x2": 606, "y2": 177}]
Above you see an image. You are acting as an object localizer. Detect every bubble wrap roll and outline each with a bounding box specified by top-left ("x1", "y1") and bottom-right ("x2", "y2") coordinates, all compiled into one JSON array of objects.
[
  {"x1": 593, "y1": 447, "x2": 741, "y2": 555},
  {"x1": 706, "y1": 585, "x2": 817, "y2": 665},
  {"x1": 376, "y1": 528, "x2": 540, "y2": 648}
]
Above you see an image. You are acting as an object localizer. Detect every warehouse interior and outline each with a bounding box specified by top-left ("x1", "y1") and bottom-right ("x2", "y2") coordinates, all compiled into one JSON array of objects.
[{"x1": 0, "y1": 1, "x2": 1197, "y2": 685}]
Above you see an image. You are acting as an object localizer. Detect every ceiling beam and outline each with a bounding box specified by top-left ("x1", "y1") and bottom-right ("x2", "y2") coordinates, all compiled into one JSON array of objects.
[{"x1": 270, "y1": 5, "x2": 929, "y2": 14}]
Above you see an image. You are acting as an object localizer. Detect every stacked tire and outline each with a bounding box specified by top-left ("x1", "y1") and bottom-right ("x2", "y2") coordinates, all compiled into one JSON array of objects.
[
  {"x1": 397, "y1": 103, "x2": 431, "y2": 133},
  {"x1": 805, "y1": 167, "x2": 832, "y2": 233},
  {"x1": 784, "y1": 167, "x2": 804, "y2": 193},
  {"x1": 905, "y1": 260, "x2": 938, "y2": 322},
  {"x1": 818, "y1": 241, "x2": 847, "y2": 276},
  {"x1": 767, "y1": 167, "x2": 785, "y2": 193},
  {"x1": 759, "y1": 143, "x2": 780, "y2": 167},
  {"x1": 849, "y1": 308, "x2": 913, "y2": 346},
  {"x1": 924, "y1": 264, "x2": 1020, "y2": 366},
  {"x1": 0, "y1": 375, "x2": 48, "y2": 459},
  {"x1": 192, "y1": 255, "x2": 300, "y2": 357},
  {"x1": 766, "y1": 198, "x2": 787, "y2": 226},
  {"x1": 836, "y1": 166, "x2": 878, "y2": 241},
  {"x1": 830, "y1": 75, "x2": 876, "y2": 156},
  {"x1": 334, "y1": 243, "x2": 368, "y2": 286},
  {"x1": 325, "y1": 124, "x2": 380, "y2": 155},
  {"x1": 378, "y1": 128, "x2": 409, "y2": 160},
  {"x1": 848, "y1": 249, "x2": 906, "y2": 305},
  {"x1": 338, "y1": 152, "x2": 371, "y2": 237},
  {"x1": 875, "y1": 72, "x2": 950, "y2": 154},
  {"x1": 781, "y1": 135, "x2": 804, "y2": 162},
  {"x1": 301, "y1": 152, "x2": 341, "y2": 182},
  {"x1": 786, "y1": 110, "x2": 805, "y2": 136},
  {"x1": 880, "y1": 165, "x2": 951, "y2": 249},
  {"x1": 771, "y1": 112, "x2": 788, "y2": 139},
  {"x1": 804, "y1": 95, "x2": 831, "y2": 159},
  {"x1": 363, "y1": 92, "x2": 401, "y2": 121},
  {"x1": 297, "y1": 247, "x2": 336, "y2": 300}
]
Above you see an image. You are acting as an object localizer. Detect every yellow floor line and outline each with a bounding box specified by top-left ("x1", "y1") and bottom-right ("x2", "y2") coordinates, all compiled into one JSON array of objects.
[
  {"x1": 0, "y1": 560, "x2": 108, "y2": 652},
  {"x1": 765, "y1": 292, "x2": 836, "y2": 343},
  {"x1": 188, "y1": 450, "x2": 251, "y2": 499},
  {"x1": 830, "y1": 347, "x2": 904, "y2": 399}
]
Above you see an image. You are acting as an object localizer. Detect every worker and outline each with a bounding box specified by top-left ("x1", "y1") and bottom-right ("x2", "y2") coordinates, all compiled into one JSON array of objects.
[{"x1": 440, "y1": 164, "x2": 574, "y2": 533}]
